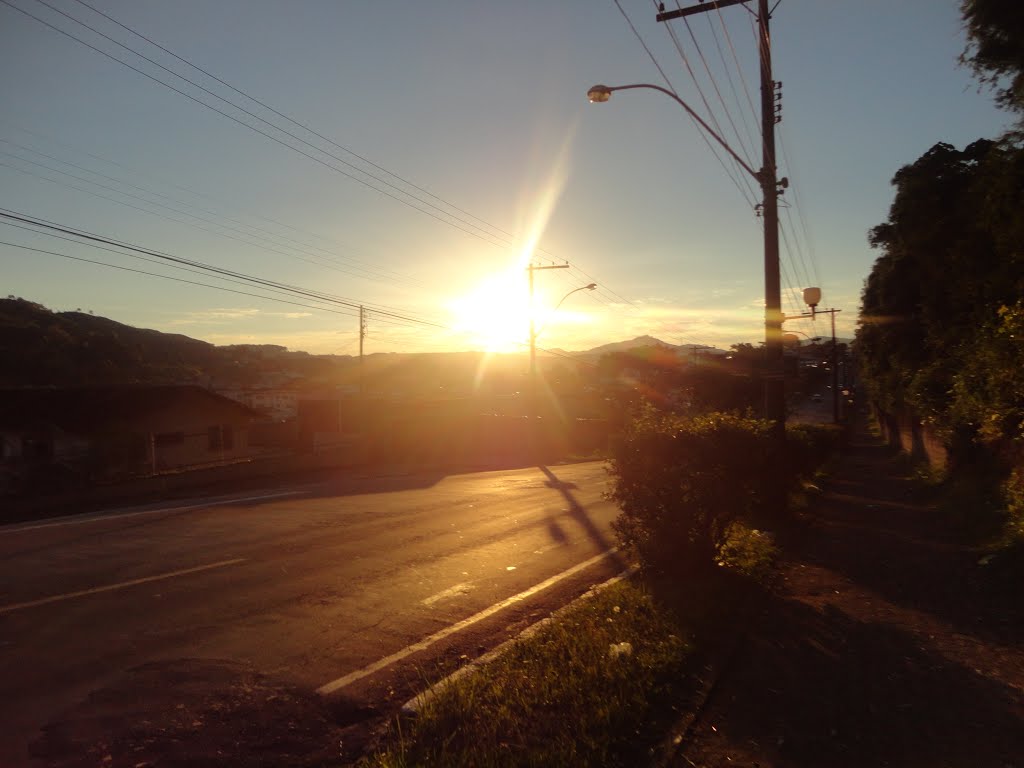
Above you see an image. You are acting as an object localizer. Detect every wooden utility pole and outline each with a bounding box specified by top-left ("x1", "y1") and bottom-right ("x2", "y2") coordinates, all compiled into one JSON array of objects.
[
  {"x1": 358, "y1": 305, "x2": 367, "y2": 402},
  {"x1": 526, "y1": 263, "x2": 569, "y2": 452},
  {"x1": 657, "y1": 0, "x2": 785, "y2": 430},
  {"x1": 785, "y1": 307, "x2": 843, "y2": 424},
  {"x1": 359, "y1": 305, "x2": 366, "y2": 364}
]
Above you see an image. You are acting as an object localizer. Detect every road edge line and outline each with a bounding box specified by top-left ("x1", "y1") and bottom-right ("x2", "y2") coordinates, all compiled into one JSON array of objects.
[
  {"x1": 400, "y1": 564, "x2": 638, "y2": 715},
  {"x1": 316, "y1": 548, "x2": 618, "y2": 696}
]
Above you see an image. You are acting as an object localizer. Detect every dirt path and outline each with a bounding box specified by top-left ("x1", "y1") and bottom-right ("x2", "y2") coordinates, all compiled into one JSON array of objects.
[{"x1": 677, "y1": 413, "x2": 1024, "y2": 767}]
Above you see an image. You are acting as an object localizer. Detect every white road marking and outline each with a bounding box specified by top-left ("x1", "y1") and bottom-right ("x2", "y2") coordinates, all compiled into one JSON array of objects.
[
  {"x1": 316, "y1": 548, "x2": 617, "y2": 695},
  {"x1": 421, "y1": 582, "x2": 472, "y2": 606},
  {"x1": 402, "y1": 568, "x2": 636, "y2": 714},
  {"x1": 0, "y1": 558, "x2": 247, "y2": 614},
  {"x1": 1, "y1": 492, "x2": 303, "y2": 534}
]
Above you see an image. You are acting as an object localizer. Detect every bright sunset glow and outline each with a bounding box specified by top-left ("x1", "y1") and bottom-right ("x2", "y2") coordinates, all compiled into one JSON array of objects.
[{"x1": 450, "y1": 272, "x2": 533, "y2": 352}]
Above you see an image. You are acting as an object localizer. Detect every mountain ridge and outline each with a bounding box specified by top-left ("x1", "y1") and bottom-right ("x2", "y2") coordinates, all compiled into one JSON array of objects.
[{"x1": 0, "y1": 297, "x2": 720, "y2": 387}]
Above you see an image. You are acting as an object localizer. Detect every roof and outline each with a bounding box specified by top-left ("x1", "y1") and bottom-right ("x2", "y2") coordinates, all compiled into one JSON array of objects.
[{"x1": 0, "y1": 386, "x2": 261, "y2": 432}]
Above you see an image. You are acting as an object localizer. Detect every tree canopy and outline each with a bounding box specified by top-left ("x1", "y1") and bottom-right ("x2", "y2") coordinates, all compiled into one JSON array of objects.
[
  {"x1": 961, "y1": 0, "x2": 1024, "y2": 115},
  {"x1": 856, "y1": 137, "x2": 1024, "y2": 451}
]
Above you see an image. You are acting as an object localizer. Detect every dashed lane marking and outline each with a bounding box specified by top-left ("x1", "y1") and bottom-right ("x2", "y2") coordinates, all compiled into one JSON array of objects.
[
  {"x1": 1, "y1": 492, "x2": 303, "y2": 534},
  {"x1": 0, "y1": 558, "x2": 247, "y2": 614},
  {"x1": 421, "y1": 582, "x2": 473, "y2": 606}
]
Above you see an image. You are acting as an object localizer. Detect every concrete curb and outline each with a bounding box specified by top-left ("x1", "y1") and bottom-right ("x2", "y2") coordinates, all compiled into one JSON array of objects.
[
  {"x1": 649, "y1": 593, "x2": 757, "y2": 767},
  {"x1": 400, "y1": 565, "x2": 639, "y2": 716}
]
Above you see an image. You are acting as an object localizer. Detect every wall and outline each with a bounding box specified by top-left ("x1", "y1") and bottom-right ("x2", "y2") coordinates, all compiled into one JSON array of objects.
[{"x1": 873, "y1": 403, "x2": 949, "y2": 470}]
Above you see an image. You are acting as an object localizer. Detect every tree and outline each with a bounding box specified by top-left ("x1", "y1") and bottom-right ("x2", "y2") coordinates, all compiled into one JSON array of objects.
[
  {"x1": 961, "y1": 0, "x2": 1024, "y2": 115},
  {"x1": 857, "y1": 138, "x2": 1024, "y2": 449}
]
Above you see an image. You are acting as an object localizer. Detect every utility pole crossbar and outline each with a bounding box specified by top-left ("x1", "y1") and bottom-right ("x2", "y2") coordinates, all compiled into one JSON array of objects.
[{"x1": 656, "y1": 0, "x2": 751, "y2": 22}]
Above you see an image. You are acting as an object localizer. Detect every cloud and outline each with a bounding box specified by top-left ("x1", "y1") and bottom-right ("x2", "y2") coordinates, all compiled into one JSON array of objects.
[{"x1": 168, "y1": 308, "x2": 261, "y2": 325}]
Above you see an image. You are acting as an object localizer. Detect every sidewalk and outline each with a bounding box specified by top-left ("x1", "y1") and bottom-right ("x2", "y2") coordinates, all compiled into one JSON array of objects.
[{"x1": 677, "y1": 412, "x2": 1024, "y2": 767}]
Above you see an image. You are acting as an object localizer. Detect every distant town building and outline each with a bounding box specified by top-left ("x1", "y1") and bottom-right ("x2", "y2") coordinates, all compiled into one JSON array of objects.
[{"x1": 0, "y1": 386, "x2": 261, "y2": 491}]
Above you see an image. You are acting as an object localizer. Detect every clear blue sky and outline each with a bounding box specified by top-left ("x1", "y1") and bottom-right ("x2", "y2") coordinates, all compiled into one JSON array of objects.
[{"x1": 0, "y1": 0, "x2": 1012, "y2": 354}]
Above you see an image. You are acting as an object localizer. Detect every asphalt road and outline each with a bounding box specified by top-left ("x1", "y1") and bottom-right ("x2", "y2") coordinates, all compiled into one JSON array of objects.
[{"x1": 0, "y1": 461, "x2": 622, "y2": 766}]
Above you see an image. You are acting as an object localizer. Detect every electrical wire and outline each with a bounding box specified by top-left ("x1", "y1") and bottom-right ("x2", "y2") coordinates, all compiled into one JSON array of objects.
[
  {"x1": 6, "y1": 0, "x2": 643, "y2": 325},
  {"x1": 0, "y1": 208, "x2": 449, "y2": 328},
  {"x1": 26, "y1": 0, "x2": 514, "y2": 248},
  {"x1": 0, "y1": 151, "x2": 419, "y2": 287},
  {"x1": 0, "y1": 135, "x2": 422, "y2": 286},
  {"x1": 613, "y1": 0, "x2": 758, "y2": 211},
  {"x1": 1, "y1": 240, "x2": 368, "y2": 320},
  {"x1": 68, "y1": 0, "x2": 516, "y2": 242},
  {"x1": 657, "y1": 1, "x2": 760, "y2": 204},
  {"x1": 1, "y1": 0, "x2": 511, "y2": 250},
  {"x1": 678, "y1": 7, "x2": 757, "y2": 167}
]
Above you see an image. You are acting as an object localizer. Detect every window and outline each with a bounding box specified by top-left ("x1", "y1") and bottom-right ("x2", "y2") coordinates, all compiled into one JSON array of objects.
[
  {"x1": 208, "y1": 424, "x2": 235, "y2": 451},
  {"x1": 154, "y1": 432, "x2": 185, "y2": 447}
]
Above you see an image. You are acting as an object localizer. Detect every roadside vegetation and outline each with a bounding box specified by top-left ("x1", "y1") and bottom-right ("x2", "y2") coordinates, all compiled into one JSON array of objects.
[
  {"x1": 364, "y1": 408, "x2": 837, "y2": 767},
  {"x1": 608, "y1": 406, "x2": 837, "y2": 578},
  {"x1": 365, "y1": 581, "x2": 691, "y2": 768},
  {"x1": 856, "y1": 0, "x2": 1024, "y2": 572}
]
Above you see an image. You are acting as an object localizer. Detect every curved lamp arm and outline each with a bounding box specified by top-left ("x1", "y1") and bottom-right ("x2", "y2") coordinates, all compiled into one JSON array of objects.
[
  {"x1": 587, "y1": 83, "x2": 760, "y2": 181},
  {"x1": 534, "y1": 283, "x2": 597, "y2": 339}
]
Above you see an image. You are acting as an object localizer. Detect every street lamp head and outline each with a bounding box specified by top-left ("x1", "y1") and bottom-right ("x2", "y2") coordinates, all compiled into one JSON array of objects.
[
  {"x1": 802, "y1": 286, "x2": 821, "y2": 310},
  {"x1": 585, "y1": 282, "x2": 597, "y2": 290},
  {"x1": 587, "y1": 85, "x2": 613, "y2": 103}
]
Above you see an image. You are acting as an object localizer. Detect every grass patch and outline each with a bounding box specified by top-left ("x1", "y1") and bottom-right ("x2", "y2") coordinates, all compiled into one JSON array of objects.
[
  {"x1": 716, "y1": 521, "x2": 778, "y2": 583},
  {"x1": 366, "y1": 581, "x2": 691, "y2": 768}
]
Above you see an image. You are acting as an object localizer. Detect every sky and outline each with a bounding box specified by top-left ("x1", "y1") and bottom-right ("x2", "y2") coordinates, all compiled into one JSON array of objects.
[{"x1": 0, "y1": 0, "x2": 1014, "y2": 356}]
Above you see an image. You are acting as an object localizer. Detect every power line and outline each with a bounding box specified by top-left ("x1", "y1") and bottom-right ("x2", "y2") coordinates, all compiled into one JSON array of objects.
[
  {"x1": 25, "y1": 0, "x2": 512, "y2": 247},
  {"x1": 676, "y1": 4, "x2": 758, "y2": 167},
  {"x1": 1, "y1": 0, "x2": 511, "y2": 249},
  {"x1": 0, "y1": 218, "x2": 426, "y2": 327},
  {"x1": 68, "y1": 0, "x2": 513, "y2": 242},
  {"x1": 0, "y1": 150, "x2": 420, "y2": 288},
  {"x1": 656, "y1": 1, "x2": 760, "y2": 204},
  {"x1": 1, "y1": 119, "x2": 383, "y2": 260},
  {"x1": 1, "y1": 240, "x2": 369, "y2": 320},
  {"x1": 0, "y1": 208, "x2": 449, "y2": 328},
  {"x1": 0, "y1": 134, "x2": 422, "y2": 286},
  {"x1": 613, "y1": 0, "x2": 758, "y2": 211},
  {"x1": 5, "y1": 0, "x2": 641, "y2": 320}
]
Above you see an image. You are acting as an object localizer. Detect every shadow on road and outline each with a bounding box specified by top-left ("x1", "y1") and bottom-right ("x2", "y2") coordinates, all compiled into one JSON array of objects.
[{"x1": 538, "y1": 464, "x2": 624, "y2": 571}]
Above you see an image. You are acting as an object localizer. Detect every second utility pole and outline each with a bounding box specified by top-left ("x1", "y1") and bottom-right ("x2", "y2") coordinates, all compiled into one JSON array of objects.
[
  {"x1": 527, "y1": 262, "x2": 569, "y2": 452},
  {"x1": 657, "y1": 0, "x2": 785, "y2": 431}
]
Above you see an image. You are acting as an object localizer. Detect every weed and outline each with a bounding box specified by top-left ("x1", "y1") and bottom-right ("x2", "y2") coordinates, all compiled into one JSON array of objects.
[
  {"x1": 365, "y1": 582, "x2": 691, "y2": 768},
  {"x1": 716, "y1": 521, "x2": 778, "y2": 583}
]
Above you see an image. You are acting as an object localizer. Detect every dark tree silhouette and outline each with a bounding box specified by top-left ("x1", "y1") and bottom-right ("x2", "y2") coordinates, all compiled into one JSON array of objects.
[{"x1": 961, "y1": 0, "x2": 1024, "y2": 115}]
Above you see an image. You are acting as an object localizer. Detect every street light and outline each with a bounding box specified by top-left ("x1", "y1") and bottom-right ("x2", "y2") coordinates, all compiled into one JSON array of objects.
[
  {"x1": 544, "y1": 283, "x2": 597, "y2": 329},
  {"x1": 587, "y1": 84, "x2": 759, "y2": 180},
  {"x1": 528, "y1": 282, "x2": 596, "y2": 453},
  {"x1": 586, "y1": 7, "x2": 785, "y2": 435},
  {"x1": 783, "y1": 287, "x2": 842, "y2": 424},
  {"x1": 530, "y1": 282, "x2": 597, "y2": 401}
]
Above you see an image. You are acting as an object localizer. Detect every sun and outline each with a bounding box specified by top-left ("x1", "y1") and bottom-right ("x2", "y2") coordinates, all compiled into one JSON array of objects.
[{"x1": 450, "y1": 272, "x2": 532, "y2": 352}]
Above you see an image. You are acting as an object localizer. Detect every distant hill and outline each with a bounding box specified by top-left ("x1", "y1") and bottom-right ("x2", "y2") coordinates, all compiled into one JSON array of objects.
[
  {"x1": 0, "y1": 298, "x2": 734, "y2": 389},
  {"x1": 576, "y1": 335, "x2": 675, "y2": 357},
  {"x1": 0, "y1": 298, "x2": 350, "y2": 387},
  {"x1": 551, "y1": 336, "x2": 726, "y2": 360}
]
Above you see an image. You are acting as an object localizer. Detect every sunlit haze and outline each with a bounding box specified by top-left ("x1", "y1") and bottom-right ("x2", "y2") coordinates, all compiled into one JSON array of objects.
[{"x1": 0, "y1": 1, "x2": 1012, "y2": 354}]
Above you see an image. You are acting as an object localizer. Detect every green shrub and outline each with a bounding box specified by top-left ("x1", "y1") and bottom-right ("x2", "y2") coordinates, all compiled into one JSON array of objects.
[
  {"x1": 1003, "y1": 466, "x2": 1024, "y2": 541},
  {"x1": 606, "y1": 408, "x2": 782, "y2": 574},
  {"x1": 717, "y1": 521, "x2": 779, "y2": 582},
  {"x1": 785, "y1": 422, "x2": 842, "y2": 479}
]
